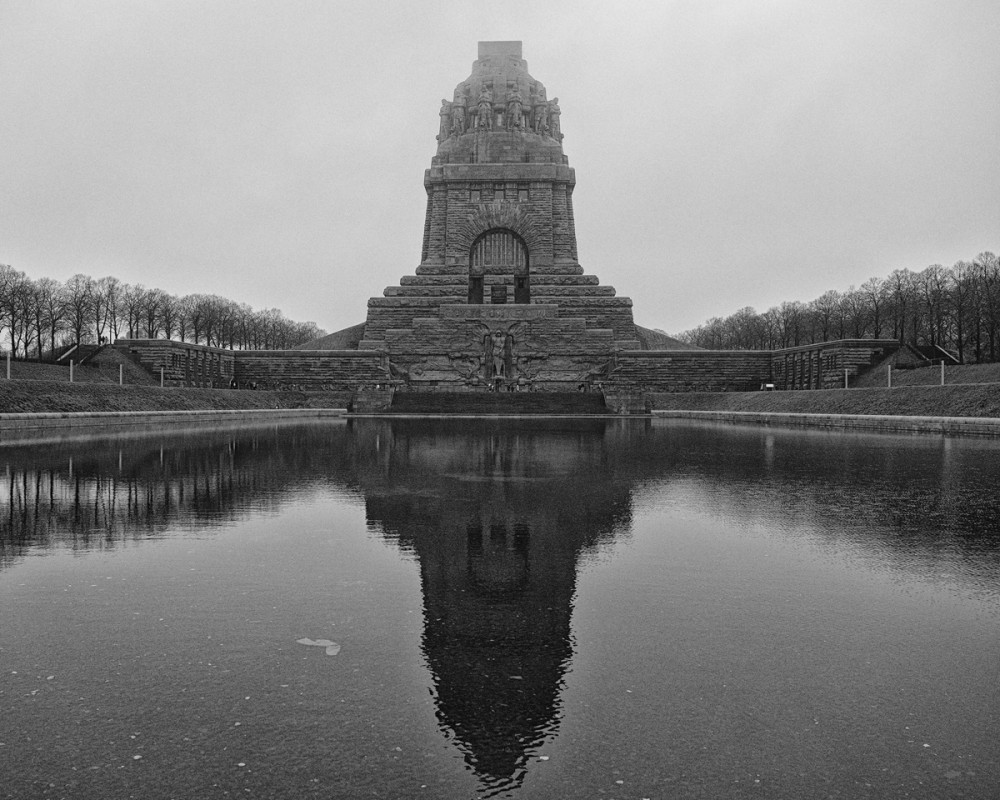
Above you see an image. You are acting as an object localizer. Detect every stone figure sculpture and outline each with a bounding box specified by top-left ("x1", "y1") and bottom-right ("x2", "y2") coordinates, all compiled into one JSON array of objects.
[
  {"x1": 476, "y1": 85, "x2": 493, "y2": 131},
  {"x1": 450, "y1": 95, "x2": 466, "y2": 136},
  {"x1": 491, "y1": 329, "x2": 506, "y2": 377},
  {"x1": 506, "y1": 83, "x2": 524, "y2": 131},
  {"x1": 533, "y1": 98, "x2": 549, "y2": 135},
  {"x1": 530, "y1": 84, "x2": 548, "y2": 133},
  {"x1": 438, "y1": 100, "x2": 452, "y2": 141},
  {"x1": 548, "y1": 98, "x2": 561, "y2": 140}
]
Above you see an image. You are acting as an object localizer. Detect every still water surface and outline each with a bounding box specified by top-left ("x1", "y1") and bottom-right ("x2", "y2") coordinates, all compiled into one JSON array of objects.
[{"x1": 1, "y1": 419, "x2": 999, "y2": 799}]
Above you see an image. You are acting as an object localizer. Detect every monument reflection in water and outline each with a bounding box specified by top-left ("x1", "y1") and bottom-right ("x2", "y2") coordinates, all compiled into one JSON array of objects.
[
  {"x1": 2, "y1": 419, "x2": 999, "y2": 799},
  {"x1": 361, "y1": 419, "x2": 632, "y2": 790}
]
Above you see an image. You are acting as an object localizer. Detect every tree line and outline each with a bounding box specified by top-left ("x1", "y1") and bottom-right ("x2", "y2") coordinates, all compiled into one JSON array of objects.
[
  {"x1": 676, "y1": 251, "x2": 1000, "y2": 362},
  {"x1": 0, "y1": 266, "x2": 327, "y2": 358}
]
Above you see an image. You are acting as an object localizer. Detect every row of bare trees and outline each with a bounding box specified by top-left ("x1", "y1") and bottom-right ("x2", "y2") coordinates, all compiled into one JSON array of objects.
[
  {"x1": 676, "y1": 252, "x2": 1000, "y2": 362},
  {"x1": 0, "y1": 266, "x2": 327, "y2": 358}
]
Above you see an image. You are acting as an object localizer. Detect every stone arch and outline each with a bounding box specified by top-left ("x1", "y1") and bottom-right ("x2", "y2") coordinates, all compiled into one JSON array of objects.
[
  {"x1": 469, "y1": 229, "x2": 528, "y2": 276},
  {"x1": 469, "y1": 228, "x2": 530, "y2": 304},
  {"x1": 453, "y1": 204, "x2": 546, "y2": 266}
]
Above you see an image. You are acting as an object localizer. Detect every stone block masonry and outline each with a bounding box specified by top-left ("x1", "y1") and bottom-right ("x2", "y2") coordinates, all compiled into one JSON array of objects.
[
  {"x1": 116, "y1": 341, "x2": 389, "y2": 391},
  {"x1": 116, "y1": 339, "x2": 236, "y2": 388},
  {"x1": 233, "y1": 350, "x2": 390, "y2": 391}
]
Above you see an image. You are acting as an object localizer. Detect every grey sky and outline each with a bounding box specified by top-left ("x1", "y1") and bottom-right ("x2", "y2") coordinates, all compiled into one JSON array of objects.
[{"x1": 2, "y1": 0, "x2": 997, "y2": 336}]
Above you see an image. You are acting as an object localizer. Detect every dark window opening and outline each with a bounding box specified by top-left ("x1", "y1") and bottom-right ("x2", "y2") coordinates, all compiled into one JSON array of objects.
[
  {"x1": 515, "y1": 276, "x2": 530, "y2": 304},
  {"x1": 468, "y1": 276, "x2": 484, "y2": 304}
]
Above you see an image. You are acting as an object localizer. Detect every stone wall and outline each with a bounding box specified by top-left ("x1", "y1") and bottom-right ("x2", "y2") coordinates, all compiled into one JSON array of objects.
[
  {"x1": 611, "y1": 350, "x2": 774, "y2": 393},
  {"x1": 609, "y1": 340, "x2": 902, "y2": 393},
  {"x1": 233, "y1": 350, "x2": 389, "y2": 391},
  {"x1": 116, "y1": 340, "x2": 389, "y2": 391},
  {"x1": 115, "y1": 339, "x2": 236, "y2": 388},
  {"x1": 770, "y1": 340, "x2": 900, "y2": 390}
]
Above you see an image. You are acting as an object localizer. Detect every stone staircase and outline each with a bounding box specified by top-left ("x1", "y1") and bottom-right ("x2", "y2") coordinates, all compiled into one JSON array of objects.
[{"x1": 386, "y1": 390, "x2": 612, "y2": 415}]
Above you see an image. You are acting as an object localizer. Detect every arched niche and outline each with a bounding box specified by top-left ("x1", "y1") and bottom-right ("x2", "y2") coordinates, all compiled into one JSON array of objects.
[{"x1": 468, "y1": 229, "x2": 530, "y2": 304}]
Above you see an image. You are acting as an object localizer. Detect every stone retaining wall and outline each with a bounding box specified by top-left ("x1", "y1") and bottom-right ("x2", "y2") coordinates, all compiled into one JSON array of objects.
[
  {"x1": 116, "y1": 339, "x2": 236, "y2": 388},
  {"x1": 613, "y1": 350, "x2": 774, "y2": 392},
  {"x1": 233, "y1": 350, "x2": 390, "y2": 391}
]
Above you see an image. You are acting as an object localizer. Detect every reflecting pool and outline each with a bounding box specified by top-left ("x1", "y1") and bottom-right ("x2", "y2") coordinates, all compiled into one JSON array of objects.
[{"x1": 1, "y1": 419, "x2": 999, "y2": 799}]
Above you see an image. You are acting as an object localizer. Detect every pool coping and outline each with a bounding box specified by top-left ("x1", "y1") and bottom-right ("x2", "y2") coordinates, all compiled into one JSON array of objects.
[
  {"x1": 651, "y1": 409, "x2": 1000, "y2": 437},
  {"x1": 0, "y1": 408, "x2": 348, "y2": 444}
]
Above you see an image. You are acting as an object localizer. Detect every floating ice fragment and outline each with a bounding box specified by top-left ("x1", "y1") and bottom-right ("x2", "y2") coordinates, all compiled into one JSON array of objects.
[
  {"x1": 538, "y1": 755, "x2": 549, "y2": 761},
  {"x1": 297, "y1": 638, "x2": 340, "y2": 655}
]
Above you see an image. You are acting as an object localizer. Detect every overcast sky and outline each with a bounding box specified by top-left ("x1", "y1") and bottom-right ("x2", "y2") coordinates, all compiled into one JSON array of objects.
[{"x1": 2, "y1": 0, "x2": 998, "y2": 336}]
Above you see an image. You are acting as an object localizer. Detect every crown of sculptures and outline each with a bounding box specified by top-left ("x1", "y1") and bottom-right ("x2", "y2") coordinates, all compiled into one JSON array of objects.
[{"x1": 437, "y1": 41, "x2": 563, "y2": 144}]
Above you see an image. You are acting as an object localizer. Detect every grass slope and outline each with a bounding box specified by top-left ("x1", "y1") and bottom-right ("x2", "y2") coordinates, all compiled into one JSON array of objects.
[
  {"x1": 650, "y1": 384, "x2": 1000, "y2": 418},
  {"x1": 0, "y1": 381, "x2": 342, "y2": 414}
]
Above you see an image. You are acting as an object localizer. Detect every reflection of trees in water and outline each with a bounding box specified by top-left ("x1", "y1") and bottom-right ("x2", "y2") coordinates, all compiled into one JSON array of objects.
[
  {"x1": 628, "y1": 423, "x2": 1000, "y2": 600},
  {"x1": 0, "y1": 425, "x2": 360, "y2": 571}
]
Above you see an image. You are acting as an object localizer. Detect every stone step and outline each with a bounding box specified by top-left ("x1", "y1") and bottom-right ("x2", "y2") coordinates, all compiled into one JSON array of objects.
[
  {"x1": 387, "y1": 390, "x2": 611, "y2": 415},
  {"x1": 383, "y1": 284, "x2": 616, "y2": 298}
]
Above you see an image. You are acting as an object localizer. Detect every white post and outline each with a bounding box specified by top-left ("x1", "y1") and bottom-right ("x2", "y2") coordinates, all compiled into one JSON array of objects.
[
  {"x1": 119, "y1": 363, "x2": 124, "y2": 386},
  {"x1": 844, "y1": 368, "x2": 849, "y2": 389},
  {"x1": 5, "y1": 352, "x2": 9, "y2": 380},
  {"x1": 69, "y1": 359, "x2": 74, "y2": 383},
  {"x1": 887, "y1": 364, "x2": 892, "y2": 388},
  {"x1": 941, "y1": 361, "x2": 945, "y2": 386},
  {"x1": 160, "y1": 367, "x2": 164, "y2": 388}
]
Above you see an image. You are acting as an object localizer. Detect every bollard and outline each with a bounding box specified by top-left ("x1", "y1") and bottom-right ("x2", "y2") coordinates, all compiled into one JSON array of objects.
[
  {"x1": 887, "y1": 364, "x2": 892, "y2": 388},
  {"x1": 941, "y1": 361, "x2": 945, "y2": 386},
  {"x1": 844, "y1": 368, "x2": 849, "y2": 389},
  {"x1": 119, "y1": 363, "x2": 124, "y2": 386},
  {"x1": 160, "y1": 367, "x2": 164, "y2": 388},
  {"x1": 6, "y1": 352, "x2": 9, "y2": 380},
  {"x1": 69, "y1": 359, "x2": 74, "y2": 383}
]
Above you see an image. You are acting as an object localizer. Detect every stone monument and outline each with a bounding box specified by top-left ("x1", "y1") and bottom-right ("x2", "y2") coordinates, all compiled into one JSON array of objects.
[{"x1": 359, "y1": 41, "x2": 639, "y2": 390}]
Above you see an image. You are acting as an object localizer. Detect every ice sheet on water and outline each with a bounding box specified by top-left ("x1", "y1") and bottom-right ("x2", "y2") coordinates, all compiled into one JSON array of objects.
[{"x1": 297, "y1": 638, "x2": 341, "y2": 655}]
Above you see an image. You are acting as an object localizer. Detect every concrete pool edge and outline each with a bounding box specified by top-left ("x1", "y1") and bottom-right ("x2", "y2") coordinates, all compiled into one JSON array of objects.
[
  {"x1": 0, "y1": 408, "x2": 349, "y2": 444},
  {"x1": 652, "y1": 409, "x2": 1000, "y2": 437}
]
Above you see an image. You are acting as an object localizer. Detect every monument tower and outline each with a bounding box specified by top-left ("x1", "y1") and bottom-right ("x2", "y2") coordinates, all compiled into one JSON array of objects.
[{"x1": 359, "y1": 41, "x2": 639, "y2": 389}]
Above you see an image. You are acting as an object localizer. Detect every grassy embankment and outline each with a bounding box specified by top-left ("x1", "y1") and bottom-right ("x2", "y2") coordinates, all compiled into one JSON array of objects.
[
  {"x1": 650, "y1": 361, "x2": 1000, "y2": 418},
  {"x1": 0, "y1": 360, "x2": 997, "y2": 417},
  {"x1": 0, "y1": 361, "x2": 348, "y2": 412}
]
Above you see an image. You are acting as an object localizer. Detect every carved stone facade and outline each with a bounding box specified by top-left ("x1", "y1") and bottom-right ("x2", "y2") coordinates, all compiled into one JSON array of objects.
[{"x1": 361, "y1": 41, "x2": 639, "y2": 390}]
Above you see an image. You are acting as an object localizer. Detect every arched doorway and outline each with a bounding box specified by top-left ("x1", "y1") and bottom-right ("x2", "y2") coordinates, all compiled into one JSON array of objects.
[{"x1": 469, "y1": 229, "x2": 529, "y2": 304}]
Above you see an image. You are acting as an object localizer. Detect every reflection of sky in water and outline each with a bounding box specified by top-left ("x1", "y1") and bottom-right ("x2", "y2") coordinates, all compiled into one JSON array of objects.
[{"x1": 1, "y1": 419, "x2": 998, "y2": 799}]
